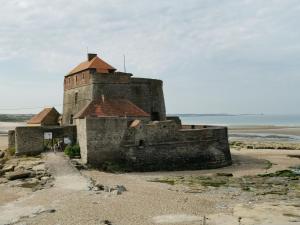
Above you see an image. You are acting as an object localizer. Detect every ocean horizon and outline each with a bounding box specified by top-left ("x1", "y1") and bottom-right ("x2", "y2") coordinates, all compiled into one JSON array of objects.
[{"x1": 170, "y1": 114, "x2": 300, "y2": 126}]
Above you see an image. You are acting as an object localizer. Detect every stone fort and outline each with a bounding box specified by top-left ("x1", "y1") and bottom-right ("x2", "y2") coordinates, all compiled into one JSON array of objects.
[{"x1": 9, "y1": 53, "x2": 232, "y2": 171}]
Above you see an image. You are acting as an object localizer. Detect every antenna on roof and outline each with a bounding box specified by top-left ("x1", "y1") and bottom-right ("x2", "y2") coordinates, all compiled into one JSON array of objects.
[
  {"x1": 86, "y1": 46, "x2": 89, "y2": 55},
  {"x1": 123, "y1": 54, "x2": 127, "y2": 73}
]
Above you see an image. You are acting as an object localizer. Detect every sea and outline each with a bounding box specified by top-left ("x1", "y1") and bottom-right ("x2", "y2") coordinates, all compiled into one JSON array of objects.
[{"x1": 173, "y1": 114, "x2": 300, "y2": 127}]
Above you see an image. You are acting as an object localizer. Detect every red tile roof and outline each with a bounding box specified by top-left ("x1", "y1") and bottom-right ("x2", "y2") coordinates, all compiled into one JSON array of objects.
[
  {"x1": 74, "y1": 98, "x2": 150, "y2": 119},
  {"x1": 27, "y1": 107, "x2": 60, "y2": 124},
  {"x1": 68, "y1": 55, "x2": 116, "y2": 76}
]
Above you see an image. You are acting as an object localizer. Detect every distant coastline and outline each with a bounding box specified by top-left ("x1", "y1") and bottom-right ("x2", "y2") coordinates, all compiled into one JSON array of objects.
[
  {"x1": 169, "y1": 114, "x2": 300, "y2": 127},
  {"x1": 168, "y1": 113, "x2": 264, "y2": 117},
  {"x1": 0, "y1": 114, "x2": 33, "y2": 122}
]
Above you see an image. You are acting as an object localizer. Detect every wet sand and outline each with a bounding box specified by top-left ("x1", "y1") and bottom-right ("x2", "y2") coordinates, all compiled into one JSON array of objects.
[
  {"x1": 0, "y1": 135, "x2": 7, "y2": 150},
  {"x1": 0, "y1": 149, "x2": 300, "y2": 225},
  {"x1": 229, "y1": 125, "x2": 300, "y2": 137}
]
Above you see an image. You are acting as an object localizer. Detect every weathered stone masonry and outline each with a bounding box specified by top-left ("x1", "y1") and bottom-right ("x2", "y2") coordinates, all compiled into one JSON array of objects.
[
  {"x1": 10, "y1": 53, "x2": 232, "y2": 171},
  {"x1": 76, "y1": 117, "x2": 231, "y2": 171}
]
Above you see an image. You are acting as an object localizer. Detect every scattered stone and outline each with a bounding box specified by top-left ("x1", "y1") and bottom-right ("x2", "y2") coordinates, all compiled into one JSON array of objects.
[
  {"x1": 0, "y1": 150, "x2": 5, "y2": 158},
  {"x1": 111, "y1": 190, "x2": 121, "y2": 195},
  {"x1": 6, "y1": 170, "x2": 31, "y2": 180},
  {"x1": 17, "y1": 178, "x2": 40, "y2": 189},
  {"x1": 2, "y1": 164, "x2": 15, "y2": 173},
  {"x1": 33, "y1": 208, "x2": 56, "y2": 215},
  {"x1": 216, "y1": 173, "x2": 233, "y2": 177},
  {"x1": 92, "y1": 186, "x2": 100, "y2": 191},
  {"x1": 113, "y1": 185, "x2": 127, "y2": 193},
  {"x1": 100, "y1": 220, "x2": 112, "y2": 225},
  {"x1": 40, "y1": 176, "x2": 50, "y2": 182},
  {"x1": 32, "y1": 164, "x2": 46, "y2": 171},
  {"x1": 70, "y1": 159, "x2": 86, "y2": 170},
  {"x1": 95, "y1": 182, "x2": 104, "y2": 190}
]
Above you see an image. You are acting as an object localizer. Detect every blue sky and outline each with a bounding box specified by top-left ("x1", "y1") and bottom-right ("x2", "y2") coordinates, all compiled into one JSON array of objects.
[{"x1": 0, "y1": 0, "x2": 299, "y2": 114}]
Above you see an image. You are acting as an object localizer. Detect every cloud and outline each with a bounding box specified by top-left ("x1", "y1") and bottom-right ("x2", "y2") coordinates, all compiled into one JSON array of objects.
[{"x1": 0, "y1": 0, "x2": 300, "y2": 113}]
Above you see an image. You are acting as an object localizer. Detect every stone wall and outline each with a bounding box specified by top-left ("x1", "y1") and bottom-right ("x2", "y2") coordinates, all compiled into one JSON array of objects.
[
  {"x1": 63, "y1": 83, "x2": 93, "y2": 124},
  {"x1": 15, "y1": 127, "x2": 44, "y2": 155},
  {"x1": 77, "y1": 117, "x2": 128, "y2": 166},
  {"x1": 129, "y1": 78, "x2": 166, "y2": 121},
  {"x1": 8, "y1": 130, "x2": 15, "y2": 149},
  {"x1": 121, "y1": 121, "x2": 231, "y2": 171},
  {"x1": 78, "y1": 117, "x2": 232, "y2": 171},
  {"x1": 62, "y1": 72, "x2": 166, "y2": 125},
  {"x1": 14, "y1": 126, "x2": 76, "y2": 155}
]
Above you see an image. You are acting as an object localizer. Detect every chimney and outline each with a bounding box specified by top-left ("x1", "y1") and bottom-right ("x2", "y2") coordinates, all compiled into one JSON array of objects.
[{"x1": 88, "y1": 53, "x2": 97, "y2": 61}]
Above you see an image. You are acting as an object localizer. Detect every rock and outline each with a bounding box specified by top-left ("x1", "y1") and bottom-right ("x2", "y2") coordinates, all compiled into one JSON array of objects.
[
  {"x1": 111, "y1": 189, "x2": 121, "y2": 195},
  {"x1": 95, "y1": 182, "x2": 104, "y2": 190},
  {"x1": 32, "y1": 164, "x2": 46, "y2": 171},
  {"x1": 216, "y1": 173, "x2": 233, "y2": 177},
  {"x1": 0, "y1": 163, "x2": 3, "y2": 170},
  {"x1": 6, "y1": 170, "x2": 31, "y2": 180},
  {"x1": 107, "y1": 185, "x2": 127, "y2": 195},
  {"x1": 40, "y1": 176, "x2": 50, "y2": 181},
  {"x1": 114, "y1": 185, "x2": 127, "y2": 193},
  {"x1": 0, "y1": 150, "x2": 5, "y2": 158},
  {"x1": 33, "y1": 208, "x2": 56, "y2": 215},
  {"x1": 17, "y1": 178, "x2": 40, "y2": 189},
  {"x1": 2, "y1": 165, "x2": 15, "y2": 173},
  {"x1": 92, "y1": 186, "x2": 99, "y2": 191},
  {"x1": 71, "y1": 159, "x2": 86, "y2": 170},
  {"x1": 104, "y1": 185, "x2": 111, "y2": 192},
  {"x1": 100, "y1": 220, "x2": 112, "y2": 225}
]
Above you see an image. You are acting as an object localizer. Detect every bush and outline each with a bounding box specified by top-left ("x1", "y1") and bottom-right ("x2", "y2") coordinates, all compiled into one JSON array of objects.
[
  {"x1": 64, "y1": 144, "x2": 80, "y2": 158},
  {"x1": 7, "y1": 147, "x2": 15, "y2": 156}
]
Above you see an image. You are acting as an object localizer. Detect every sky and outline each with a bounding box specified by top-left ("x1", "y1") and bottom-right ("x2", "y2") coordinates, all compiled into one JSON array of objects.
[{"x1": 0, "y1": 0, "x2": 300, "y2": 115}]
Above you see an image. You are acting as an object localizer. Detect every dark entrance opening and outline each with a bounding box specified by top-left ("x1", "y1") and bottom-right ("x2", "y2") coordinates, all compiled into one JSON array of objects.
[
  {"x1": 70, "y1": 115, "x2": 74, "y2": 124},
  {"x1": 151, "y1": 112, "x2": 160, "y2": 121}
]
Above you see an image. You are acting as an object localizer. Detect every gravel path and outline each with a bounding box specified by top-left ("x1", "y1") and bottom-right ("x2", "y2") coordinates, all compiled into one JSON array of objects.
[
  {"x1": 0, "y1": 152, "x2": 91, "y2": 225},
  {"x1": 45, "y1": 152, "x2": 90, "y2": 191}
]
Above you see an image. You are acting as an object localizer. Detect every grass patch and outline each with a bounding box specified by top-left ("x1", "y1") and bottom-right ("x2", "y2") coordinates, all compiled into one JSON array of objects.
[
  {"x1": 150, "y1": 178, "x2": 176, "y2": 185},
  {"x1": 264, "y1": 160, "x2": 273, "y2": 170},
  {"x1": 258, "y1": 170, "x2": 300, "y2": 178},
  {"x1": 200, "y1": 179, "x2": 228, "y2": 187},
  {"x1": 288, "y1": 155, "x2": 300, "y2": 159},
  {"x1": 283, "y1": 213, "x2": 300, "y2": 218},
  {"x1": 7, "y1": 147, "x2": 15, "y2": 156}
]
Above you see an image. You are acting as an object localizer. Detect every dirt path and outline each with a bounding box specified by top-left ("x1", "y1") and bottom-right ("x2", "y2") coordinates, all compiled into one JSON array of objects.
[
  {"x1": 0, "y1": 152, "x2": 91, "y2": 225},
  {"x1": 45, "y1": 152, "x2": 90, "y2": 191}
]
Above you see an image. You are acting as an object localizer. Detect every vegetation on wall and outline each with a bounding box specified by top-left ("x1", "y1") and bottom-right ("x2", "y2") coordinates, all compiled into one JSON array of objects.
[{"x1": 64, "y1": 144, "x2": 80, "y2": 158}]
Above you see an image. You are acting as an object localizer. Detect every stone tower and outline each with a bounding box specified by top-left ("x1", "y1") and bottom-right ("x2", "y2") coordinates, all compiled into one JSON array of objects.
[{"x1": 62, "y1": 53, "x2": 166, "y2": 124}]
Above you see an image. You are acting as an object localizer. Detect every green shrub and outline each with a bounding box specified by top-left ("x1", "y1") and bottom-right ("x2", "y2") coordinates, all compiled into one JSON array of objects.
[
  {"x1": 64, "y1": 144, "x2": 80, "y2": 158},
  {"x1": 7, "y1": 147, "x2": 15, "y2": 156}
]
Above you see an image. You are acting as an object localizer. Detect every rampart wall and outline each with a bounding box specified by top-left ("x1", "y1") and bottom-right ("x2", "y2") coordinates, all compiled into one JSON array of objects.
[
  {"x1": 14, "y1": 126, "x2": 76, "y2": 155},
  {"x1": 77, "y1": 118, "x2": 231, "y2": 171}
]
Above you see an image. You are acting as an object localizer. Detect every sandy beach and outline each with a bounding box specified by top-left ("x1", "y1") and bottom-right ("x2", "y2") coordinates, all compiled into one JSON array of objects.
[
  {"x1": 0, "y1": 148, "x2": 299, "y2": 225},
  {"x1": 229, "y1": 125, "x2": 300, "y2": 137},
  {"x1": 0, "y1": 123, "x2": 300, "y2": 224}
]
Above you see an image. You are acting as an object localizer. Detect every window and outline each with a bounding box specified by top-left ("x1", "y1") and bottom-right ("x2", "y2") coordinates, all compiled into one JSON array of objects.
[
  {"x1": 151, "y1": 112, "x2": 160, "y2": 121},
  {"x1": 70, "y1": 115, "x2": 74, "y2": 124},
  {"x1": 139, "y1": 140, "x2": 145, "y2": 147}
]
